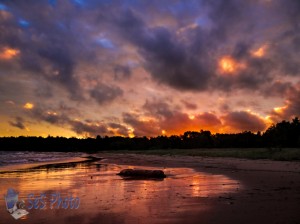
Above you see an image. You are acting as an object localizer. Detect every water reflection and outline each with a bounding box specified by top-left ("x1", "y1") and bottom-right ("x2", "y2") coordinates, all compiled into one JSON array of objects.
[{"x1": 0, "y1": 159, "x2": 241, "y2": 224}]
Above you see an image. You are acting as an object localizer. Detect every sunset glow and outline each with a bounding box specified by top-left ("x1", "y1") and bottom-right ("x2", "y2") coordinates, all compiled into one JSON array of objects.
[{"x1": 189, "y1": 115, "x2": 195, "y2": 120}]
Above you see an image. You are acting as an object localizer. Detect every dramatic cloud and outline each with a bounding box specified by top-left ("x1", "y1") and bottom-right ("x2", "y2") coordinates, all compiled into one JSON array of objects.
[
  {"x1": 181, "y1": 100, "x2": 198, "y2": 110},
  {"x1": 270, "y1": 84, "x2": 300, "y2": 121},
  {"x1": 21, "y1": 103, "x2": 131, "y2": 137},
  {"x1": 123, "y1": 112, "x2": 160, "y2": 137},
  {"x1": 114, "y1": 65, "x2": 131, "y2": 81},
  {"x1": 9, "y1": 117, "x2": 25, "y2": 130},
  {"x1": 124, "y1": 99, "x2": 223, "y2": 136},
  {"x1": 108, "y1": 0, "x2": 300, "y2": 93},
  {"x1": 107, "y1": 122, "x2": 129, "y2": 136},
  {"x1": 70, "y1": 120, "x2": 108, "y2": 137},
  {"x1": 159, "y1": 111, "x2": 223, "y2": 135},
  {"x1": 262, "y1": 81, "x2": 293, "y2": 98},
  {"x1": 222, "y1": 111, "x2": 267, "y2": 132},
  {"x1": 90, "y1": 83, "x2": 123, "y2": 104},
  {"x1": 0, "y1": 0, "x2": 299, "y2": 137}
]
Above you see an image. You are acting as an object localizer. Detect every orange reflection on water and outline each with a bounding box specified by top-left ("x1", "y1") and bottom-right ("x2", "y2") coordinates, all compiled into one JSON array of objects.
[
  {"x1": 189, "y1": 173, "x2": 236, "y2": 197},
  {"x1": 0, "y1": 160, "x2": 241, "y2": 224}
]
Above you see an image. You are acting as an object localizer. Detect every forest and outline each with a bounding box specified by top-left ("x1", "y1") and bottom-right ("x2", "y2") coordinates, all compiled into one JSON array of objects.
[{"x1": 0, "y1": 117, "x2": 300, "y2": 152}]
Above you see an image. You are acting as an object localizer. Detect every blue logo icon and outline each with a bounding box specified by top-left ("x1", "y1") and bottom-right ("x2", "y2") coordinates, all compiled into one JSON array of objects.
[{"x1": 4, "y1": 188, "x2": 29, "y2": 220}]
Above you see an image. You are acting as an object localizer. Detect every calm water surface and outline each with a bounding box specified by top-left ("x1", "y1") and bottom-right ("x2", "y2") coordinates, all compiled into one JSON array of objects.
[{"x1": 0, "y1": 155, "x2": 241, "y2": 224}]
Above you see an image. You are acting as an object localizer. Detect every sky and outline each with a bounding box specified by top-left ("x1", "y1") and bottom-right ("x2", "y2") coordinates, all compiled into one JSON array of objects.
[{"x1": 0, "y1": 0, "x2": 300, "y2": 138}]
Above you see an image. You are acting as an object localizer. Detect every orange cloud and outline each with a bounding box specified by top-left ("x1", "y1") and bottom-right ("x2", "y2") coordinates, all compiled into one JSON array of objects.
[
  {"x1": 23, "y1": 103, "x2": 34, "y2": 110},
  {"x1": 219, "y1": 56, "x2": 245, "y2": 75},
  {"x1": 159, "y1": 112, "x2": 223, "y2": 135},
  {"x1": 122, "y1": 110, "x2": 221, "y2": 137},
  {"x1": 269, "y1": 84, "x2": 300, "y2": 122},
  {"x1": 220, "y1": 56, "x2": 236, "y2": 73},
  {"x1": 222, "y1": 111, "x2": 267, "y2": 132},
  {"x1": 0, "y1": 47, "x2": 20, "y2": 60},
  {"x1": 123, "y1": 112, "x2": 161, "y2": 136},
  {"x1": 252, "y1": 45, "x2": 267, "y2": 58},
  {"x1": 273, "y1": 106, "x2": 287, "y2": 114}
]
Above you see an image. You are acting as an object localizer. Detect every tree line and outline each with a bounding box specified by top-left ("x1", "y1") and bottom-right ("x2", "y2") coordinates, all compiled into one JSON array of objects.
[{"x1": 0, "y1": 117, "x2": 300, "y2": 151}]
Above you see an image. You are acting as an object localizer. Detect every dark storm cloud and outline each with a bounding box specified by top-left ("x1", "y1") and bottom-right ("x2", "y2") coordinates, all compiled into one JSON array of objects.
[
  {"x1": 90, "y1": 83, "x2": 123, "y2": 104},
  {"x1": 24, "y1": 103, "x2": 133, "y2": 137},
  {"x1": 108, "y1": 122, "x2": 129, "y2": 136},
  {"x1": 25, "y1": 104, "x2": 112, "y2": 137},
  {"x1": 1, "y1": 0, "x2": 300, "y2": 96},
  {"x1": 283, "y1": 86, "x2": 300, "y2": 118},
  {"x1": 110, "y1": 0, "x2": 300, "y2": 92},
  {"x1": 123, "y1": 112, "x2": 160, "y2": 136},
  {"x1": 70, "y1": 120, "x2": 107, "y2": 136},
  {"x1": 207, "y1": 0, "x2": 300, "y2": 92},
  {"x1": 0, "y1": 1, "x2": 96, "y2": 98},
  {"x1": 181, "y1": 100, "x2": 197, "y2": 110},
  {"x1": 143, "y1": 99, "x2": 174, "y2": 118},
  {"x1": 30, "y1": 106, "x2": 69, "y2": 125},
  {"x1": 36, "y1": 48, "x2": 79, "y2": 97},
  {"x1": 1, "y1": 0, "x2": 300, "y2": 138},
  {"x1": 199, "y1": 0, "x2": 277, "y2": 91},
  {"x1": 9, "y1": 117, "x2": 25, "y2": 130},
  {"x1": 223, "y1": 111, "x2": 267, "y2": 132},
  {"x1": 195, "y1": 113, "x2": 222, "y2": 127},
  {"x1": 270, "y1": 84, "x2": 300, "y2": 121},
  {"x1": 114, "y1": 9, "x2": 212, "y2": 90},
  {"x1": 34, "y1": 84, "x2": 53, "y2": 98},
  {"x1": 114, "y1": 65, "x2": 131, "y2": 80},
  {"x1": 262, "y1": 81, "x2": 292, "y2": 98}
]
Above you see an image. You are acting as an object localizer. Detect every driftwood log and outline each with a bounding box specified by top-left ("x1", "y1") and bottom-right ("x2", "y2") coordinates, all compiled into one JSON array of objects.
[{"x1": 117, "y1": 169, "x2": 166, "y2": 178}]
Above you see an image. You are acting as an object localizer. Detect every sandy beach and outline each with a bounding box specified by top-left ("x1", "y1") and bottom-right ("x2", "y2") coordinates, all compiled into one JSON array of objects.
[{"x1": 1, "y1": 153, "x2": 300, "y2": 224}]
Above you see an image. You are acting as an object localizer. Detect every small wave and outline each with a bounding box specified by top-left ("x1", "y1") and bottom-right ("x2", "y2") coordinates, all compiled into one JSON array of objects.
[{"x1": 0, "y1": 151, "x2": 84, "y2": 167}]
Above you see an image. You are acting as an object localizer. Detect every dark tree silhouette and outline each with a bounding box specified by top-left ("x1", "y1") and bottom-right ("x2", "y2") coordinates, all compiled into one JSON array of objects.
[
  {"x1": 0, "y1": 117, "x2": 299, "y2": 152},
  {"x1": 263, "y1": 117, "x2": 300, "y2": 148}
]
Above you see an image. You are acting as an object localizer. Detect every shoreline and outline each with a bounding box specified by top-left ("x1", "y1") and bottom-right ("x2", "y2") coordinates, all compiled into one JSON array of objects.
[
  {"x1": 0, "y1": 155, "x2": 101, "y2": 173},
  {"x1": 100, "y1": 152, "x2": 300, "y2": 172}
]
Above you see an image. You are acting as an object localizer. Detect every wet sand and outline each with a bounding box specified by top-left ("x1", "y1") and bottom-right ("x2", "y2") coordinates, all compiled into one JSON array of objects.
[
  {"x1": 1, "y1": 153, "x2": 300, "y2": 224},
  {"x1": 101, "y1": 153, "x2": 300, "y2": 224}
]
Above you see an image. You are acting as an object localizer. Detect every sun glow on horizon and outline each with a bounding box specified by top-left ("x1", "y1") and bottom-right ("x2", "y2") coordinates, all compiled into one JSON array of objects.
[
  {"x1": 189, "y1": 115, "x2": 195, "y2": 120},
  {"x1": 128, "y1": 127, "x2": 135, "y2": 138}
]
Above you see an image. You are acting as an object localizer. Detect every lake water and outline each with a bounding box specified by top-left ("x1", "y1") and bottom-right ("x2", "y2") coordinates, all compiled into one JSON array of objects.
[
  {"x1": 0, "y1": 151, "x2": 85, "y2": 166},
  {"x1": 0, "y1": 152, "x2": 241, "y2": 223}
]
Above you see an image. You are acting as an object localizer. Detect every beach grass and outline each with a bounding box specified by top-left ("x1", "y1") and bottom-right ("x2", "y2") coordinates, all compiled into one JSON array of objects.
[{"x1": 104, "y1": 148, "x2": 300, "y2": 161}]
